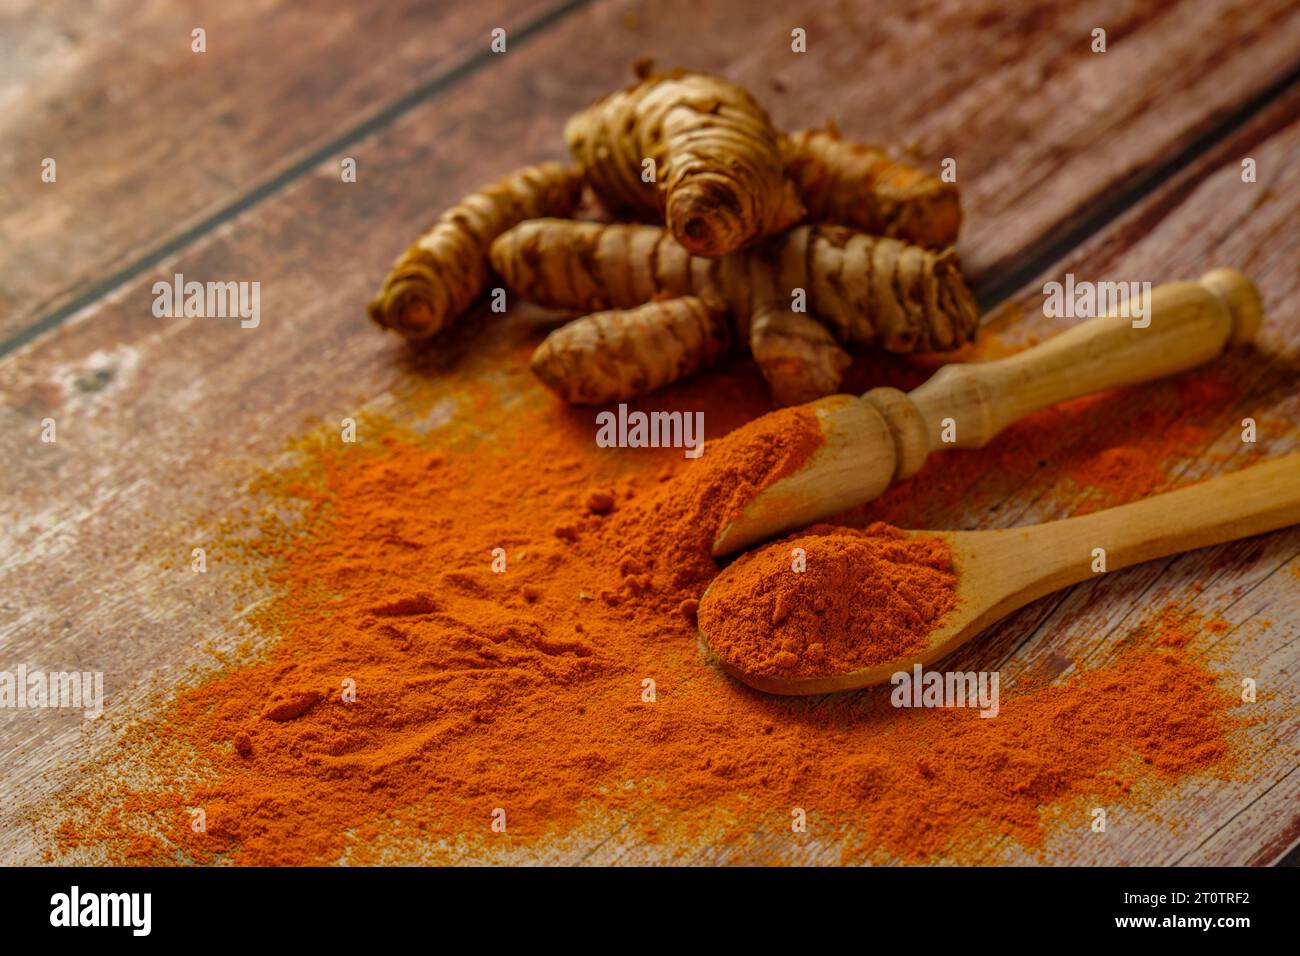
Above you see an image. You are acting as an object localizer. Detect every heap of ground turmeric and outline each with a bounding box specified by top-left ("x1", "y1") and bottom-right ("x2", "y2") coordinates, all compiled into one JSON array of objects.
[{"x1": 700, "y1": 524, "x2": 958, "y2": 679}]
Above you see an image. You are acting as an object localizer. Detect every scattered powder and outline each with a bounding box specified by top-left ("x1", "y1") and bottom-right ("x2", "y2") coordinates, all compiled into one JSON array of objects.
[{"x1": 48, "y1": 356, "x2": 1246, "y2": 866}]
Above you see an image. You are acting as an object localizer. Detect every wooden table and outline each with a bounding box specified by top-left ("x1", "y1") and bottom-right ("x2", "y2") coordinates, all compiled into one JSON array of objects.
[{"x1": 1, "y1": 0, "x2": 1297, "y2": 866}]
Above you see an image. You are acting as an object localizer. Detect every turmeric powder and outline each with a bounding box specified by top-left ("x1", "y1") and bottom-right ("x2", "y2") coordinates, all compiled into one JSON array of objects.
[
  {"x1": 368, "y1": 162, "x2": 584, "y2": 339},
  {"x1": 700, "y1": 523, "x2": 958, "y2": 679},
  {"x1": 50, "y1": 370, "x2": 1241, "y2": 866},
  {"x1": 565, "y1": 67, "x2": 804, "y2": 256},
  {"x1": 494, "y1": 219, "x2": 978, "y2": 404}
]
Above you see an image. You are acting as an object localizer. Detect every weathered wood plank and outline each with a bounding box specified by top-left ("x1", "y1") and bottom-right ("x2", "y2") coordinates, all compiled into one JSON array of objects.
[
  {"x1": 0, "y1": 0, "x2": 573, "y2": 341},
  {"x1": 7, "y1": 0, "x2": 1300, "y2": 350},
  {"x1": 1, "y1": 0, "x2": 1298, "y2": 864}
]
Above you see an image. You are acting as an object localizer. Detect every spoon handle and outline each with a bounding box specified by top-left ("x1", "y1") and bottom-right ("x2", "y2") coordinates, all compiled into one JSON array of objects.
[
  {"x1": 900, "y1": 269, "x2": 1261, "y2": 452},
  {"x1": 1021, "y1": 454, "x2": 1300, "y2": 588}
]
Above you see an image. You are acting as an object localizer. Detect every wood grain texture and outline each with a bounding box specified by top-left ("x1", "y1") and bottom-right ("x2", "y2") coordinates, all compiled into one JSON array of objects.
[
  {"x1": 0, "y1": 0, "x2": 568, "y2": 341},
  {"x1": 0, "y1": 0, "x2": 1297, "y2": 865},
  {"x1": 7, "y1": 0, "x2": 1300, "y2": 349}
]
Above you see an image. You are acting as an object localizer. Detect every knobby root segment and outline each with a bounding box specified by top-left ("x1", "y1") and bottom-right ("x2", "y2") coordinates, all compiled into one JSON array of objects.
[
  {"x1": 368, "y1": 162, "x2": 584, "y2": 340},
  {"x1": 749, "y1": 305, "x2": 852, "y2": 407},
  {"x1": 783, "y1": 124, "x2": 962, "y2": 249},
  {"x1": 491, "y1": 219, "x2": 979, "y2": 404},
  {"x1": 531, "y1": 296, "x2": 730, "y2": 404},
  {"x1": 565, "y1": 67, "x2": 804, "y2": 257}
]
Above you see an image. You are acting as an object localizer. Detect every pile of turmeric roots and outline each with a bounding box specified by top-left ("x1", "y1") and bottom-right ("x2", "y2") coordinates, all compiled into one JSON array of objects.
[{"x1": 369, "y1": 64, "x2": 979, "y2": 406}]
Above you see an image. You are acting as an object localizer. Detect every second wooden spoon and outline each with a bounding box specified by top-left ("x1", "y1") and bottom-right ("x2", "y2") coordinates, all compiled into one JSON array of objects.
[{"x1": 701, "y1": 454, "x2": 1300, "y2": 695}]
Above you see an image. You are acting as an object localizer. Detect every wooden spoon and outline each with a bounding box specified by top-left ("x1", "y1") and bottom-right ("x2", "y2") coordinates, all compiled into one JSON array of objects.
[
  {"x1": 701, "y1": 454, "x2": 1300, "y2": 695},
  {"x1": 712, "y1": 269, "x2": 1262, "y2": 556}
]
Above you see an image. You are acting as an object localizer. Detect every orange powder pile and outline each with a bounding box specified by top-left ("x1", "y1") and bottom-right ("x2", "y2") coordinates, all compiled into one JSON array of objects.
[
  {"x1": 607, "y1": 403, "x2": 826, "y2": 598},
  {"x1": 50, "y1": 362, "x2": 1242, "y2": 866},
  {"x1": 701, "y1": 523, "x2": 958, "y2": 678}
]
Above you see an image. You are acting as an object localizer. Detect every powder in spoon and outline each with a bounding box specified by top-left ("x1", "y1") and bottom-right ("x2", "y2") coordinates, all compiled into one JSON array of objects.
[{"x1": 701, "y1": 523, "x2": 957, "y2": 678}]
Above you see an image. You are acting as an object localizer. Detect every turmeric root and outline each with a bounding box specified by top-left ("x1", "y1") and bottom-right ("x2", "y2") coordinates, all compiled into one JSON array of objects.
[
  {"x1": 531, "y1": 296, "x2": 730, "y2": 404},
  {"x1": 749, "y1": 305, "x2": 852, "y2": 407},
  {"x1": 491, "y1": 219, "x2": 978, "y2": 349},
  {"x1": 368, "y1": 162, "x2": 584, "y2": 340},
  {"x1": 783, "y1": 125, "x2": 961, "y2": 248},
  {"x1": 491, "y1": 219, "x2": 699, "y2": 312},
  {"x1": 491, "y1": 219, "x2": 978, "y2": 403},
  {"x1": 564, "y1": 68, "x2": 803, "y2": 257}
]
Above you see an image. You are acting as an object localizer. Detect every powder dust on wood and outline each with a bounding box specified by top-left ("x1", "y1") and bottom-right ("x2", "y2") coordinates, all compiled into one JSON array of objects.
[{"x1": 49, "y1": 362, "x2": 1244, "y2": 866}]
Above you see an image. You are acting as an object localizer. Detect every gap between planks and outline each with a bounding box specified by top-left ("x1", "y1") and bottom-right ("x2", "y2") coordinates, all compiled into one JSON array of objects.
[
  {"x1": 0, "y1": 0, "x2": 596, "y2": 361},
  {"x1": 973, "y1": 56, "x2": 1300, "y2": 310}
]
